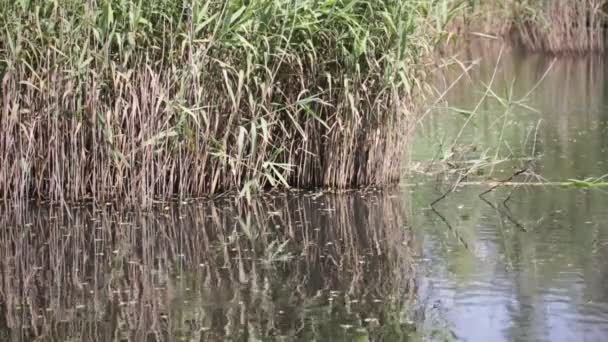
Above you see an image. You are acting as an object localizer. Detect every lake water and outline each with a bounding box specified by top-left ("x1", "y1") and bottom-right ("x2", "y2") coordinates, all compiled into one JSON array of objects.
[
  {"x1": 410, "y1": 42, "x2": 608, "y2": 341},
  {"x1": 2, "y1": 44, "x2": 608, "y2": 341}
]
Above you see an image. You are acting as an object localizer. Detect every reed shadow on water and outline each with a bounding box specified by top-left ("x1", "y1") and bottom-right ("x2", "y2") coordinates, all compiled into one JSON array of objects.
[{"x1": 0, "y1": 190, "x2": 416, "y2": 341}]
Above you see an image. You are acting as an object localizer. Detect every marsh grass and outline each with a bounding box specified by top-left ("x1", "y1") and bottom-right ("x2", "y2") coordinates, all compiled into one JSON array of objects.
[
  {"x1": 0, "y1": 190, "x2": 415, "y2": 340},
  {"x1": 0, "y1": 0, "x2": 451, "y2": 205},
  {"x1": 512, "y1": 0, "x2": 607, "y2": 53},
  {"x1": 560, "y1": 175, "x2": 608, "y2": 188},
  {"x1": 448, "y1": 0, "x2": 608, "y2": 54}
]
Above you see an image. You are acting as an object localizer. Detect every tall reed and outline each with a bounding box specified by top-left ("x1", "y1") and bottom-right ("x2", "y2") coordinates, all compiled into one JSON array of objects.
[{"x1": 0, "y1": 0, "x2": 447, "y2": 204}]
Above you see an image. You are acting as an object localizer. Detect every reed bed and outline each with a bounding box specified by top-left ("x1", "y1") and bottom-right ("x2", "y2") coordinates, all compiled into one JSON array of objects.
[
  {"x1": 448, "y1": 0, "x2": 607, "y2": 54},
  {"x1": 513, "y1": 0, "x2": 607, "y2": 53},
  {"x1": 0, "y1": 190, "x2": 415, "y2": 340},
  {"x1": 0, "y1": 0, "x2": 447, "y2": 204}
]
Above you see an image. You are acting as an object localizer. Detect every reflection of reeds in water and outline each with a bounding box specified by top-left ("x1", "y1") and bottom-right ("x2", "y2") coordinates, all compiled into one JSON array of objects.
[{"x1": 0, "y1": 191, "x2": 415, "y2": 341}]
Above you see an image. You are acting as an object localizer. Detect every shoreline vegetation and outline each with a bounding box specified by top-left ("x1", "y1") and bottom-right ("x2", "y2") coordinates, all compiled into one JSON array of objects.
[
  {"x1": 452, "y1": 0, "x2": 608, "y2": 54},
  {"x1": 0, "y1": 0, "x2": 451, "y2": 205},
  {"x1": 1, "y1": 0, "x2": 606, "y2": 206}
]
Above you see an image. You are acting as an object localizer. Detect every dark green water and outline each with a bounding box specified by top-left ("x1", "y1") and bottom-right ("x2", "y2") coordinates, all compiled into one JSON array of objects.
[{"x1": 2, "y1": 46, "x2": 608, "y2": 341}]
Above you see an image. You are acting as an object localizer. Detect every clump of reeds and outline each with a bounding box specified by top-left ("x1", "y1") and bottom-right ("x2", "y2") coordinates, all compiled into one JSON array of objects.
[
  {"x1": 0, "y1": 0, "x2": 445, "y2": 204},
  {"x1": 512, "y1": 0, "x2": 607, "y2": 53},
  {"x1": 452, "y1": 0, "x2": 608, "y2": 54}
]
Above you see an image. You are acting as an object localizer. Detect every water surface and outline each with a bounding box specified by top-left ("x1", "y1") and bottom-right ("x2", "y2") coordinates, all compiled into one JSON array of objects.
[{"x1": 410, "y1": 43, "x2": 608, "y2": 341}]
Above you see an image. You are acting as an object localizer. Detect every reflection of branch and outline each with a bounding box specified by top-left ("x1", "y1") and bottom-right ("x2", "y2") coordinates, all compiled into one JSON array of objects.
[
  {"x1": 477, "y1": 163, "x2": 531, "y2": 232},
  {"x1": 430, "y1": 173, "x2": 466, "y2": 207},
  {"x1": 503, "y1": 187, "x2": 515, "y2": 206},
  {"x1": 479, "y1": 195, "x2": 526, "y2": 232},
  {"x1": 430, "y1": 207, "x2": 471, "y2": 251}
]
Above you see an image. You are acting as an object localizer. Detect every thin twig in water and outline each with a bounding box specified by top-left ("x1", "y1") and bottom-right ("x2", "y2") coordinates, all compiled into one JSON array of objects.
[
  {"x1": 450, "y1": 45, "x2": 504, "y2": 149},
  {"x1": 479, "y1": 168, "x2": 529, "y2": 198},
  {"x1": 521, "y1": 59, "x2": 557, "y2": 101},
  {"x1": 416, "y1": 60, "x2": 479, "y2": 127},
  {"x1": 430, "y1": 173, "x2": 466, "y2": 207}
]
